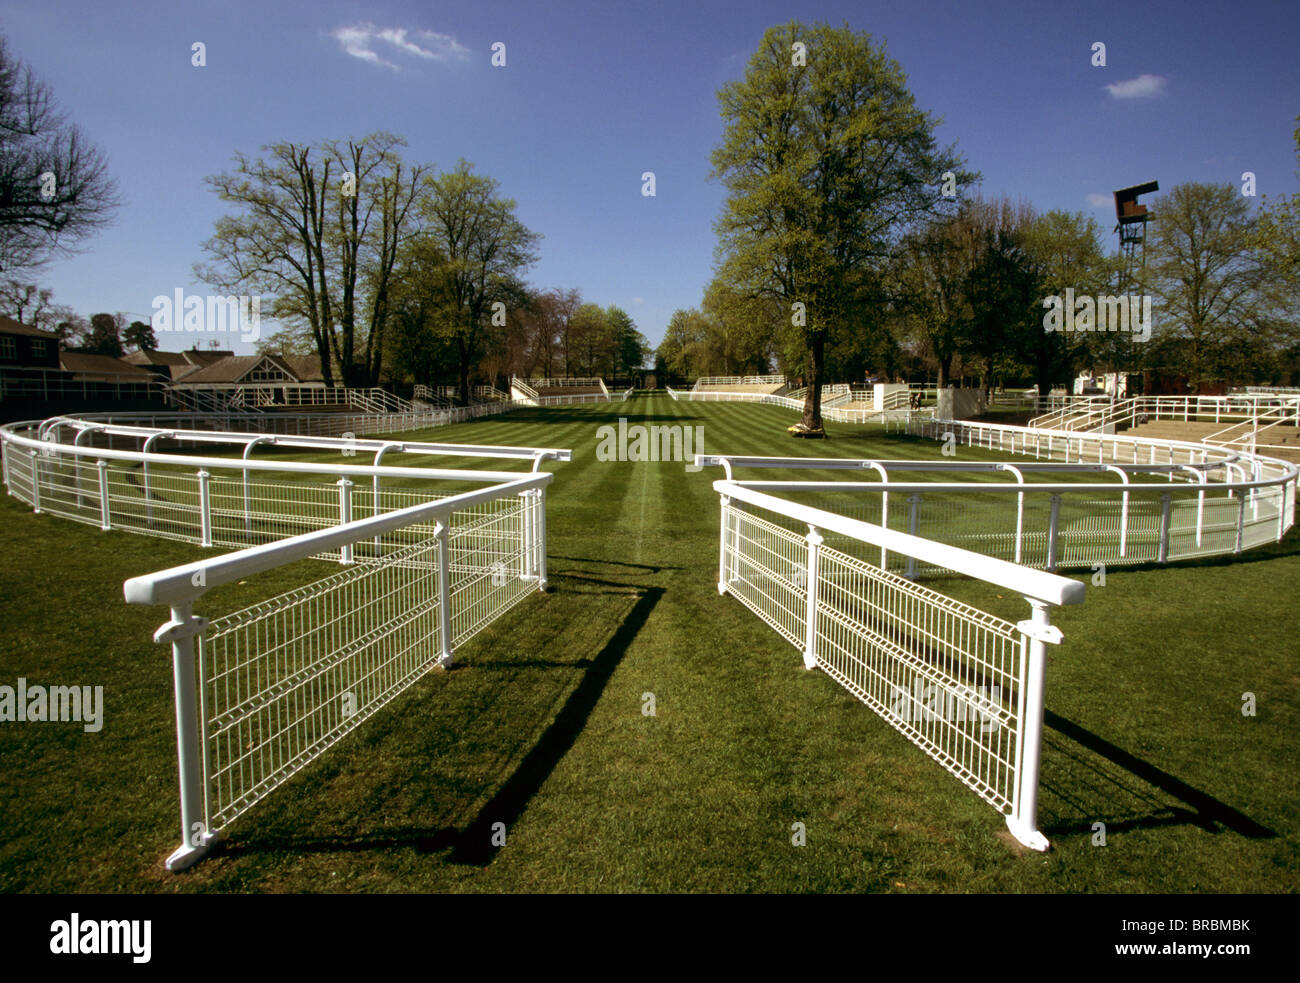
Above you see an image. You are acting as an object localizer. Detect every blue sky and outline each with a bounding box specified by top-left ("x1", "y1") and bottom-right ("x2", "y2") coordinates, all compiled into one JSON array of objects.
[{"x1": 3, "y1": 0, "x2": 1297, "y2": 354}]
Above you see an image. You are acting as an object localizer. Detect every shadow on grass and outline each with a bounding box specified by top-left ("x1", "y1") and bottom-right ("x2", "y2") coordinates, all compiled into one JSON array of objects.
[
  {"x1": 448, "y1": 583, "x2": 663, "y2": 866},
  {"x1": 211, "y1": 581, "x2": 663, "y2": 869},
  {"x1": 549, "y1": 555, "x2": 682, "y2": 574},
  {"x1": 1038, "y1": 709, "x2": 1275, "y2": 839}
]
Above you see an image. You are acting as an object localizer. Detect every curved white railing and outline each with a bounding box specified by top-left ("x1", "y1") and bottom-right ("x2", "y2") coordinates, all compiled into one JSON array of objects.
[
  {"x1": 695, "y1": 411, "x2": 1297, "y2": 853},
  {"x1": 1, "y1": 416, "x2": 572, "y2": 871}
]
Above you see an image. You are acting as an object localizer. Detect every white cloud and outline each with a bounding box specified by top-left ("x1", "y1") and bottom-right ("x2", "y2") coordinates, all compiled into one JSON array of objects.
[
  {"x1": 1104, "y1": 74, "x2": 1167, "y2": 100},
  {"x1": 331, "y1": 24, "x2": 470, "y2": 70},
  {"x1": 1086, "y1": 193, "x2": 1111, "y2": 208},
  {"x1": 632, "y1": 297, "x2": 645, "y2": 305}
]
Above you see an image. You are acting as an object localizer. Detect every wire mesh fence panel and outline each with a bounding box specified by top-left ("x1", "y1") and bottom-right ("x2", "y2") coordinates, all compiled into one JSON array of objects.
[
  {"x1": 198, "y1": 537, "x2": 446, "y2": 832},
  {"x1": 207, "y1": 476, "x2": 340, "y2": 548},
  {"x1": 448, "y1": 494, "x2": 534, "y2": 646},
  {"x1": 103, "y1": 464, "x2": 203, "y2": 542},
  {"x1": 814, "y1": 545, "x2": 1024, "y2": 815},
  {"x1": 724, "y1": 501, "x2": 808, "y2": 649}
]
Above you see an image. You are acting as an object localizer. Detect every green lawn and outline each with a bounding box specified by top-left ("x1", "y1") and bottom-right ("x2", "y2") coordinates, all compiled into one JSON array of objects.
[{"x1": 1, "y1": 395, "x2": 1297, "y2": 893}]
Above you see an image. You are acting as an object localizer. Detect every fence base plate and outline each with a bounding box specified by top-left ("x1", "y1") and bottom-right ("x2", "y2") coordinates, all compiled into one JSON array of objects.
[{"x1": 1005, "y1": 816, "x2": 1050, "y2": 853}]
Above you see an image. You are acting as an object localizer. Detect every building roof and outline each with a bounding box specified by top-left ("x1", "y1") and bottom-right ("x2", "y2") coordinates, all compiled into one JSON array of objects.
[
  {"x1": 0, "y1": 315, "x2": 58, "y2": 340},
  {"x1": 59, "y1": 353, "x2": 157, "y2": 379},
  {"x1": 281, "y1": 354, "x2": 325, "y2": 382},
  {"x1": 172, "y1": 353, "x2": 303, "y2": 386},
  {"x1": 122, "y1": 348, "x2": 234, "y2": 366}
]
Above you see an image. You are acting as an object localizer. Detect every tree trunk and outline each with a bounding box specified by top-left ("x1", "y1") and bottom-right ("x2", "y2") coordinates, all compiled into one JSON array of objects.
[
  {"x1": 457, "y1": 335, "x2": 471, "y2": 406},
  {"x1": 800, "y1": 331, "x2": 825, "y2": 430}
]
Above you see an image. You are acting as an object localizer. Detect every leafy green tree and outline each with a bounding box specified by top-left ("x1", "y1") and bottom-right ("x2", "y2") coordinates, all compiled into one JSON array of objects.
[
  {"x1": 711, "y1": 21, "x2": 971, "y2": 432},
  {"x1": 198, "y1": 132, "x2": 428, "y2": 387},
  {"x1": 700, "y1": 279, "x2": 779, "y2": 375},
  {"x1": 1145, "y1": 183, "x2": 1273, "y2": 390},
  {"x1": 656, "y1": 308, "x2": 708, "y2": 379},
  {"x1": 84, "y1": 312, "x2": 123, "y2": 357},
  {"x1": 1253, "y1": 115, "x2": 1300, "y2": 282},
  {"x1": 567, "y1": 303, "x2": 610, "y2": 377},
  {"x1": 1019, "y1": 209, "x2": 1113, "y2": 394},
  {"x1": 405, "y1": 161, "x2": 540, "y2": 403},
  {"x1": 122, "y1": 319, "x2": 157, "y2": 352}
]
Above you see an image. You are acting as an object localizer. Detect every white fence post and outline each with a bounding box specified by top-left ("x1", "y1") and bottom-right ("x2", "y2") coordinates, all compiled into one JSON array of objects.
[
  {"x1": 803, "y1": 526, "x2": 822, "y2": 670},
  {"x1": 518, "y1": 489, "x2": 535, "y2": 581},
  {"x1": 198, "y1": 470, "x2": 213, "y2": 547},
  {"x1": 718, "y1": 495, "x2": 732, "y2": 594},
  {"x1": 1046, "y1": 494, "x2": 1062, "y2": 571},
  {"x1": 435, "y1": 520, "x2": 454, "y2": 666},
  {"x1": 534, "y1": 488, "x2": 548, "y2": 590},
  {"x1": 1235, "y1": 491, "x2": 1246, "y2": 554},
  {"x1": 1159, "y1": 492, "x2": 1173, "y2": 563},
  {"x1": 1008, "y1": 598, "x2": 1060, "y2": 852},
  {"x1": 905, "y1": 493, "x2": 922, "y2": 579},
  {"x1": 97, "y1": 459, "x2": 111, "y2": 531},
  {"x1": 29, "y1": 449, "x2": 41, "y2": 514},
  {"x1": 155, "y1": 603, "x2": 217, "y2": 871},
  {"x1": 337, "y1": 478, "x2": 353, "y2": 564}
]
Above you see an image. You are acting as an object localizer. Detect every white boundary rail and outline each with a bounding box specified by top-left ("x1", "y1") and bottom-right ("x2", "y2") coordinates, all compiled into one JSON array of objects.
[
  {"x1": 706, "y1": 476, "x2": 1083, "y2": 850},
  {"x1": 1, "y1": 417, "x2": 570, "y2": 871},
  {"x1": 697, "y1": 430, "x2": 1297, "y2": 849},
  {"x1": 666, "y1": 386, "x2": 925, "y2": 425}
]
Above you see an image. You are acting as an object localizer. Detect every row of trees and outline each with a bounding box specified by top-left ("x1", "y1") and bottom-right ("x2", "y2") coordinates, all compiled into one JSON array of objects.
[
  {"x1": 669, "y1": 22, "x2": 1300, "y2": 430},
  {"x1": 199, "y1": 137, "x2": 648, "y2": 400}
]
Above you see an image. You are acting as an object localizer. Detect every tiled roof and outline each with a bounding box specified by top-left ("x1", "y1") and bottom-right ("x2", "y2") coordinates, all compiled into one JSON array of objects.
[{"x1": 0, "y1": 315, "x2": 58, "y2": 339}]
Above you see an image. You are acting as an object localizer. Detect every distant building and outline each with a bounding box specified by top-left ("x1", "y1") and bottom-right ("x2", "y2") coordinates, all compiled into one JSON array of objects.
[
  {"x1": 122, "y1": 348, "x2": 233, "y2": 382},
  {"x1": 60, "y1": 352, "x2": 158, "y2": 385},
  {"x1": 0, "y1": 316, "x2": 60, "y2": 370}
]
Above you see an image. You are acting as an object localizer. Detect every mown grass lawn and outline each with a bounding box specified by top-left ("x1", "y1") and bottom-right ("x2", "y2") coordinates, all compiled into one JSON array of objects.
[{"x1": 1, "y1": 395, "x2": 1297, "y2": 893}]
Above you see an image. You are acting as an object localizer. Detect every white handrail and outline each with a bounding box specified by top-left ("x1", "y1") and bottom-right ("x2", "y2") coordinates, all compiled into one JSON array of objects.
[
  {"x1": 124, "y1": 473, "x2": 550, "y2": 607},
  {"x1": 715, "y1": 480, "x2": 1085, "y2": 607}
]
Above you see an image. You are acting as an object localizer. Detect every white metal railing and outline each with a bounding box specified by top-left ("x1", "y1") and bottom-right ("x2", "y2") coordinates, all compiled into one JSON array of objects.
[
  {"x1": 697, "y1": 433, "x2": 1297, "y2": 849},
  {"x1": 529, "y1": 377, "x2": 603, "y2": 388},
  {"x1": 2, "y1": 417, "x2": 571, "y2": 871},
  {"x1": 708, "y1": 478, "x2": 1082, "y2": 851},
  {"x1": 510, "y1": 377, "x2": 540, "y2": 401},
  {"x1": 698, "y1": 450, "x2": 1295, "y2": 573},
  {"x1": 1029, "y1": 394, "x2": 1300, "y2": 434},
  {"x1": 667, "y1": 387, "x2": 932, "y2": 425},
  {"x1": 345, "y1": 388, "x2": 415, "y2": 414},
  {"x1": 693, "y1": 375, "x2": 786, "y2": 389}
]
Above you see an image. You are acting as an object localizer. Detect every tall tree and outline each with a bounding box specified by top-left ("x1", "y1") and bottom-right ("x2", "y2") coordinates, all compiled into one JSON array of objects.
[
  {"x1": 1019, "y1": 209, "x2": 1112, "y2": 395},
  {"x1": 567, "y1": 303, "x2": 609, "y2": 377},
  {"x1": 950, "y1": 198, "x2": 1039, "y2": 398},
  {"x1": 0, "y1": 37, "x2": 120, "y2": 272},
  {"x1": 84, "y1": 311, "x2": 123, "y2": 357},
  {"x1": 197, "y1": 133, "x2": 428, "y2": 387},
  {"x1": 1145, "y1": 183, "x2": 1272, "y2": 390},
  {"x1": 402, "y1": 161, "x2": 540, "y2": 403},
  {"x1": 123, "y1": 319, "x2": 157, "y2": 352},
  {"x1": 711, "y1": 21, "x2": 970, "y2": 434},
  {"x1": 701, "y1": 278, "x2": 780, "y2": 375},
  {"x1": 0, "y1": 278, "x2": 52, "y2": 325}
]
